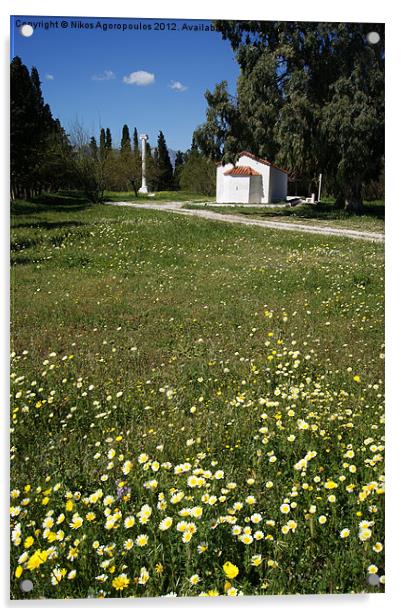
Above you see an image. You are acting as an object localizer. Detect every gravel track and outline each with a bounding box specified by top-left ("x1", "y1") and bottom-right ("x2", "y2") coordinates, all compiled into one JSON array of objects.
[{"x1": 108, "y1": 201, "x2": 385, "y2": 243}]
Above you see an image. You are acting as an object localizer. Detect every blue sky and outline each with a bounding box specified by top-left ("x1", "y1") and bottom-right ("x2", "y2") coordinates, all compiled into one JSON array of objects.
[{"x1": 11, "y1": 15, "x2": 240, "y2": 152}]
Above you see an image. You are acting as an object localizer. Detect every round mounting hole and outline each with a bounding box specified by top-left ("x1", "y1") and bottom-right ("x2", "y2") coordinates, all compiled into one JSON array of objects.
[
  {"x1": 367, "y1": 573, "x2": 380, "y2": 587},
  {"x1": 367, "y1": 31, "x2": 380, "y2": 45},
  {"x1": 19, "y1": 579, "x2": 34, "y2": 593},
  {"x1": 20, "y1": 24, "x2": 34, "y2": 37}
]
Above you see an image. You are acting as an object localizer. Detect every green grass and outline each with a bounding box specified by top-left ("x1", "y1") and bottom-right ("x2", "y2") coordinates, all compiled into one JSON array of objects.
[
  {"x1": 10, "y1": 194, "x2": 384, "y2": 598},
  {"x1": 184, "y1": 200, "x2": 385, "y2": 233}
]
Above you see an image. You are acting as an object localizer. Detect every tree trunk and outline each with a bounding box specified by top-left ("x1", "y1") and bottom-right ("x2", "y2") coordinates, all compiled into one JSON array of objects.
[
  {"x1": 344, "y1": 182, "x2": 364, "y2": 215},
  {"x1": 334, "y1": 191, "x2": 345, "y2": 209},
  {"x1": 130, "y1": 178, "x2": 139, "y2": 197}
]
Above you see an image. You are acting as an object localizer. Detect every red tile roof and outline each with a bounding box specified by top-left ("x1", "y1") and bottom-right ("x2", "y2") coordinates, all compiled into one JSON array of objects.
[
  {"x1": 223, "y1": 165, "x2": 261, "y2": 177},
  {"x1": 217, "y1": 151, "x2": 288, "y2": 175}
]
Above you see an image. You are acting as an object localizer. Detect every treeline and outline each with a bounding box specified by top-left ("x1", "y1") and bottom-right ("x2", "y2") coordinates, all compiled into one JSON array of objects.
[
  {"x1": 193, "y1": 21, "x2": 385, "y2": 211},
  {"x1": 10, "y1": 56, "x2": 73, "y2": 199},
  {"x1": 76, "y1": 125, "x2": 215, "y2": 198},
  {"x1": 10, "y1": 56, "x2": 216, "y2": 202}
]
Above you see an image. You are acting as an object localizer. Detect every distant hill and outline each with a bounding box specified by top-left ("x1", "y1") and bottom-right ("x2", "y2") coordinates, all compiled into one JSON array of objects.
[
  {"x1": 140, "y1": 146, "x2": 179, "y2": 167},
  {"x1": 150, "y1": 147, "x2": 178, "y2": 167},
  {"x1": 168, "y1": 149, "x2": 177, "y2": 167}
]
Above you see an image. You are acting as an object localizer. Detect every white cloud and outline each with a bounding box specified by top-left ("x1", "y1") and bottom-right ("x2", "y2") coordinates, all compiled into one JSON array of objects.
[
  {"x1": 45, "y1": 74, "x2": 54, "y2": 81},
  {"x1": 123, "y1": 70, "x2": 155, "y2": 86},
  {"x1": 92, "y1": 70, "x2": 116, "y2": 81},
  {"x1": 169, "y1": 80, "x2": 188, "y2": 92}
]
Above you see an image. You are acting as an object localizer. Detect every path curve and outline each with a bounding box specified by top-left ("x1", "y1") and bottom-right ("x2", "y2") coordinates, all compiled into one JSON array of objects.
[{"x1": 107, "y1": 201, "x2": 384, "y2": 243}]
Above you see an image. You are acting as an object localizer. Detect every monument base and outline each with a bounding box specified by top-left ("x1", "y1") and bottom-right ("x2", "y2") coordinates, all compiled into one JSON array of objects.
[{"x1": 138, "y1": 186, "x2": 148, "y2": 194}]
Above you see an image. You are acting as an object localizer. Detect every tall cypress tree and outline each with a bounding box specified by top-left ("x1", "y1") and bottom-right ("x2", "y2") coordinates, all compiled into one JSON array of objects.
[
  {"x1": 105, "y1": 128, "x2": 112, "y2": 150},
  {"x1": 99, "y1": 128, "x2": 106, "y2": 162},
  {"x1": 89, "y1": 136, "x2": 98, "y2": 160},
  {"x1": 133, "y1": 128, "x2": 139, "y2": 155},
  {"x1": 11, "y1": 57, "x2": 35, "y2": 197},
  {"x1": 99, "y1": 128, "x2": 106, "y2": 150},
  {"x1": 131, "y1": 127, "x2": 141, "y2": 188},
  {"x1": 155, "y1": 131, "x2": 173, "y2": 190},
  {"x1": 30, "y1": 67, "x2": 51, "y2": 128},
  {"x1": 119, "y1": 124, "x2": 132, "y2": 190},
  {"x1": 120, "y1": 124, "x2": 131, "y2": 155},
  {"x1": 173, "y1": 150, "x2": 184, "y2": 189},
  {"x1": 11, "y1": 56, "x2": 68, "y2": 198}
]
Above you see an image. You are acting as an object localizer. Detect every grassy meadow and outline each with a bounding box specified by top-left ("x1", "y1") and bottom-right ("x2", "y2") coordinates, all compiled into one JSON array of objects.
[{"x1": 10, "y1": 195, "x2": 384, "y2": 598}]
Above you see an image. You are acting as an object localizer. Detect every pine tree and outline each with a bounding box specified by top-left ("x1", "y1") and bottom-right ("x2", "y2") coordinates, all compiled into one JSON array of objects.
[
  {"x1": 192, "y1": 81, "x2": 244, "y2": 162},
  {"x1": 155, "y1": 131, "x2": 173, "y2": 190}
]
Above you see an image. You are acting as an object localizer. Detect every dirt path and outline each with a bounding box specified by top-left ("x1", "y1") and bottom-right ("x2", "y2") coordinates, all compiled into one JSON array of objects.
[{"x1": 108, "y1": 201, "x2": 385, "y2": 243}]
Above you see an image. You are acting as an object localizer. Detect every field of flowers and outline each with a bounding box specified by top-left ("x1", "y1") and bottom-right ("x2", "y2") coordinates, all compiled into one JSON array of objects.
[{"x1": 10, "y1": 198, "x2": 384, "y2": 599}]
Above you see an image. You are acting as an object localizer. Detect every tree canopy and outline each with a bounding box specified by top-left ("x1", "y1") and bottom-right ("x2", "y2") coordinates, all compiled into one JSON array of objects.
[
  {"x1": 193, "y1": 21, "x2": 384, "y2": 210},
  {"x1": 178, "y1": 149, "x2": 216, "y2": 196},
  {"x1": 10, "y1": 56, "x2": 72, "y2": 199}
]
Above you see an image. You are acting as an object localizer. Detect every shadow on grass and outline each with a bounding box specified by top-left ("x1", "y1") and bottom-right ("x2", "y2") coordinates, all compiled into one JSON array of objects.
[
  {"x1": 12, "y1": 220, "x2": 86, "y2": 230},
  {"x1": 240, "y1": 201, "x2": 385, "y2": 222},
  {"x1": 10, "y1": 255, "x2": 35, "y2": 266},
  {"x1": 11, "y1": 192, "x2": 92, "y2": 216}
]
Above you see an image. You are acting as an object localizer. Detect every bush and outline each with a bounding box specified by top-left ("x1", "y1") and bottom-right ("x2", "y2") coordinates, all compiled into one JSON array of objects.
[{"x1": 179, "y1": 151, "x2": 216, "y2": 196}]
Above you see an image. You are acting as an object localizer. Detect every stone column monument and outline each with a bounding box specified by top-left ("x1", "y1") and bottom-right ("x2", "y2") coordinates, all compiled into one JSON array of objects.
[{"x1": 138, "y1": 133, "x2": 149, "y2": 194}]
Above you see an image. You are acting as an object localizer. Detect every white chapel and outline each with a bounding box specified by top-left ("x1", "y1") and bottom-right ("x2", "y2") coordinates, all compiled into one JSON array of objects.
[{"x1": 216, "y1": 151, "x2": 288, "y2": 204}]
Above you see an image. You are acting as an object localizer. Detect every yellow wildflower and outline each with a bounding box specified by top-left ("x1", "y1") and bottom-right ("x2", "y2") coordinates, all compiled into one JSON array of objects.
[{"x1": 223, "y1": 561, "x2": 239, "y2": 579}]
